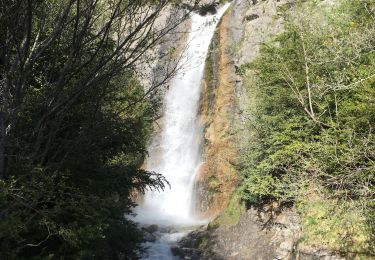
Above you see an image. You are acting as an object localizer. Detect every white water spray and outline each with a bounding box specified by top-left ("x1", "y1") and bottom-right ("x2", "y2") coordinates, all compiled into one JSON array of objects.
[{"x1": 134, "y1": 3, "x2": 231, "y2": 259}]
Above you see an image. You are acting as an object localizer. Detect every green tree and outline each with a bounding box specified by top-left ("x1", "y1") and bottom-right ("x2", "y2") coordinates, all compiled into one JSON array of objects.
[
  {"x1": 239, "y1": 0, "x2": 375, "y2": 256},
  {"x1": 0, "y1": 0, "x2": 194, "y2": 258}
]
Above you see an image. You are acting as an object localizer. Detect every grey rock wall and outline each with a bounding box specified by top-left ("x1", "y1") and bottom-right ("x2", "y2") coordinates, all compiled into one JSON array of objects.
[
  {"x1": 176, "y1": 205, "x2": 344, "y2": 259},
  {"x1": 175, "y1": 0, "x2": 345, "y2": 259}
]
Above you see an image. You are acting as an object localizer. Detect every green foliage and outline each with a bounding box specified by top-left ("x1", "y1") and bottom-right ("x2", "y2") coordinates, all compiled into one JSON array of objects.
[
  {"x1": 239, "y1": 0, "x2": 375, "y2": 256},
  {"x1": 211, "y1": 191, "x2": 245, "y2": 227},
  {"x1": 207, "y1": 176, "x2": 221, "y2": 193},
  {"x1": 297, "y1": 198, "x2": 372, "y2": 256},
  {"x1": 0, "y1": 73, "x2": 164, "y2": 257},
  {"x1": 0, "y1": 0, "x2": 169, "y2": 259},
  {"x1": 0, "y1": 170, "x2": 145, "y2": 259}
]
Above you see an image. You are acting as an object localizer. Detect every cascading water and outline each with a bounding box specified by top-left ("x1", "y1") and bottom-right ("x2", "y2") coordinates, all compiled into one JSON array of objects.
[{"x1": 134, "y1": 4, "x2": 231, "y2": 259}]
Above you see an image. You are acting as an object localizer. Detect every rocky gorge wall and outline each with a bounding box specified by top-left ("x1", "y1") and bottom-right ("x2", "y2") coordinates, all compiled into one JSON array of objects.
[
  {"x1": 194, "y1": 3, "x2": 239, "y2": 218},
  {"x1": 194, "y1": 0, "x2": 297, "y2": 219},
  {"x1": 184, "y1": 0, "x2": 346, "y2": 259},
  {"x1": 194, "y1": 0, "x2": 293, "y2": 220}
]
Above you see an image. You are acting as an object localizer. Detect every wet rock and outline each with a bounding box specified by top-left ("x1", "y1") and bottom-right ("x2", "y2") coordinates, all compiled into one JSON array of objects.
[
  {"x1": 158, "y1": 226, "x2": 170, "y2": 233},
  {"x1": 145, "y1": 224, "x2": 159, "y2": 233},
  {"x1": 171, "y1": 247, "x2": 200, "y2": 260},
  {"x1": 143, "y1": 231, "x2": 157, "y2": 243},
  {"x1": 160, "y1": 224, "x2": 204, "y2": 234},
  {"x1": 141, "y1": 224, "x2": 160, "y2": 242},
  {"x1": 175, "y1": 205, "x2": 343, "y2": 259}
]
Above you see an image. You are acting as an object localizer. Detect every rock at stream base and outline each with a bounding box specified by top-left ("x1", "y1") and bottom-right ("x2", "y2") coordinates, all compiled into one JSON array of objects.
[
  {"x1": 171, "y1": 246, "x2": 200, "y2": 260},
  {"x1": 143, "y1": 231, "x2": 157, "y2": 243},
  {"x1": 142, "y1": 225, "x2": 159, "y2": 242},
  {"x1": 173, "y1": 206, "x2": 344, "y2": 260},
  {"x1": 145, "y1": 224, "x2": 159, "y2": 234}
]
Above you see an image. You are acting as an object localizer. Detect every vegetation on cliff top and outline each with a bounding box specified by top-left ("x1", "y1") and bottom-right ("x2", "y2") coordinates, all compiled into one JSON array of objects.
[{"x1": 239, "y1": 0, "x2": 375, "y2": 257}]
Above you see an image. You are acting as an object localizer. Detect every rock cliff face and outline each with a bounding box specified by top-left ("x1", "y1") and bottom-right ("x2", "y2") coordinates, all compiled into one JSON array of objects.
[
  {"x1": 194, "y1": 0, "x2": 296, "y2": 219},
  {"x1": 176, "y1": 204, "x2": 344, "y2": 260},
  {"x1": 138, "y1": 5, "x2": 191, "y2": 105},
  {"x1": 194, "y1": 4, "x2": 239, "y2": 218},
  {"x1": 186, "y1": 0, "x2": 344, "y2": 259}
]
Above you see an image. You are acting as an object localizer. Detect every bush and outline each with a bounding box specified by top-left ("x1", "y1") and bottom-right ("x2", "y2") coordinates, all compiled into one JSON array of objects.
[{"x1": 239, "y1": 0, "x2": 375, "y2": 256}]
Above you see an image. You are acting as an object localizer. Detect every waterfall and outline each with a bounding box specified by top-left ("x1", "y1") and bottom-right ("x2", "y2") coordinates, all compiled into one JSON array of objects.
[{"x1": 134, "y1": 3, "x2": 231, "y2": 259}]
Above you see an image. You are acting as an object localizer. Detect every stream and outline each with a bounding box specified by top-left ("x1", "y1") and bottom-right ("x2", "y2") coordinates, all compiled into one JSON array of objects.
[{"x1": 134, "y1": 4, "x2": 231, "y2": 259}]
